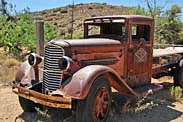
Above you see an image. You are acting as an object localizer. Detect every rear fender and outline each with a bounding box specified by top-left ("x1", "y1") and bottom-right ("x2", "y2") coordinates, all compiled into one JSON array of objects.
[{"x1": 53, "y1": 65, "x2": 136, "y2": 99}]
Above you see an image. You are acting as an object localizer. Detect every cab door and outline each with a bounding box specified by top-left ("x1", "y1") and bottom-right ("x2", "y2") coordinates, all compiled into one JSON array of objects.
[{"x1": 127, "y1": 21, "x2": 154, "y2": 87}]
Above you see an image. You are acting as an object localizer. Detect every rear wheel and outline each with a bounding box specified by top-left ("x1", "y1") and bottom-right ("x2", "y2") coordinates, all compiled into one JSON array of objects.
[
  {"x1": 76, "y1": 76, "x2": 112, "y2": 122},
  {"x1": 174, "y1": 60, "x2": 183, "y2": 87},
  {"x1": 19, "y1": 96, "x2": 36, "y2": 112}
]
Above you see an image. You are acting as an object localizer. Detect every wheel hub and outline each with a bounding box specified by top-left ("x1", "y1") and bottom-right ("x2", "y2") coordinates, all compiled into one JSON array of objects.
[{"x1": 93, "y1": 87, "x2": 109, "y2": 122}]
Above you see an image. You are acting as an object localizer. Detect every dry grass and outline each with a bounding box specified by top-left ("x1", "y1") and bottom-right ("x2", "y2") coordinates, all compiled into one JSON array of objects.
[
  {"x1": 0, "y1": 55, "x2": 21, "y2": 86},
  {"x1": 3, "y1": 58, "x2": 20, "y2": 68}
]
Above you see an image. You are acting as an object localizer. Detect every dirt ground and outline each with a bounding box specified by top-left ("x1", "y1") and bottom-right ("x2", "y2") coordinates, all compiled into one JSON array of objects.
[{"x1": 0, "y1": 77, "x2": 183, "y2": 122}]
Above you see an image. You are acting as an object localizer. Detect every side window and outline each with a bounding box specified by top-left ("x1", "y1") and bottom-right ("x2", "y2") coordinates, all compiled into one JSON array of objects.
[
  {"x1": 132, "y1": 26, "x2": 137, "y2": 36},
  {"x1": 122, "y1": 26, "x2": 126, "y2": 36},
  {"x1": 131, "y1": 24, "x2": 151, "y2": 42}
]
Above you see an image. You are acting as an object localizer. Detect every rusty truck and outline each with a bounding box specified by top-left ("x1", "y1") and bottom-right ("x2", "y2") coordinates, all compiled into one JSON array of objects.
[{"x1": 12, "y1": 15, "x2": 183, "y2": 122}]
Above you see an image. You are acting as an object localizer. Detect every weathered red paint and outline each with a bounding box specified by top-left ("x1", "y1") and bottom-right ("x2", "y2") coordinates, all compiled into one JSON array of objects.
[
  {"x1": 12, "y1": 15, "x2": 183, "y2": 110},
  {"x1": 52, "y1": 65, "x2": 133, "y2": 99}
]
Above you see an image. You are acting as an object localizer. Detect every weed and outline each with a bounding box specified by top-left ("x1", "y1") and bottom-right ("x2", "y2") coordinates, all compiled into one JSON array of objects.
[
  {"x1": 135, "y1": 100, "x2": 158, "y2": 113},
  {"x1": 35, "y1": 107, "x2": 50, "y2": 118},
  {"x1": 35, "y1": 107, "x2": 51, "y2": 122},
  {"x1": 121, "y1": 91, "x2": 158, "y2": 113},
  {"x1": 134, "y1": 91, "x2": 158, "y2": 113},
  {"x1": 169, "y1": 86, "x2": 182, "y2": 101}
]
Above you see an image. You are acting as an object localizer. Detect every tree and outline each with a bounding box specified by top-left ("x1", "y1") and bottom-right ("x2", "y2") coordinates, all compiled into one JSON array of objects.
[
  {"x1": 156, "y1": 5, "x2": 183, "y2": 44},
  {"x1": 0, "y1": 0, "x2": 15, "y2": 20},
  {"x1": 0, "y1": 0, "x2": 8, "y2": 15},
  {"x1": 0, "y1": 10, "x2": 59, "y2": 56},
  {"x1": 166, "y1": 5, "x2": 181, "y2": 21},
  {"x1": 123, "y1": 3, "x2": 183, "y2": 45},
  {"x1": 144, "y1": 0, "x2": 169, "y2": 18},
  {"x1": 124, "y1": 5, "x2": 149, "y2": 15}
]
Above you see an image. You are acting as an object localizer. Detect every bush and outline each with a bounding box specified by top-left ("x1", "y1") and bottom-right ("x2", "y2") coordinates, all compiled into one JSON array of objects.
[
  {"x1": 0, "y1": 10, "x2": 59, "y2": 57},
  {"x1": 53, "y1": 8, "x2": 60, "y2": 13},
  {"x1": 60, "y1": 10, "x2": 68, "y2": 14},
  {"x1": 64, "y1": 32, "x2": 83, "y2": 39},
  {"x1": 73, "y1": 32, "x2": 83, "y2": 39},
  {"x1": 88, "y1": 7, "x2": 93, "y2": 10},
  {"x1": 169, "y1": 86, "x2": 182, "y2": 100}
]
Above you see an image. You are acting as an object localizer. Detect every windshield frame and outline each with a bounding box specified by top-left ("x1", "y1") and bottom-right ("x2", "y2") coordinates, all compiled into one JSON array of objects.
[{"x1": 84, "y1": 18, "x2": 127, "y2": 41}]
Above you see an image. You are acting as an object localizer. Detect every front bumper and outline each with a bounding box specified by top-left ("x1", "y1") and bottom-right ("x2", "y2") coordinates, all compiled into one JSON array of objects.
[{"x1": 11, "y1": 81, "x2": 72, "y2": 109}]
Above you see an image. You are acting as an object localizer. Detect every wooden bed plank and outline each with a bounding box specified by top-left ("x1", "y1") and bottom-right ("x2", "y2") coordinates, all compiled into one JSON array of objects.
[{"x1": 153, "y1": 48, "x2": 183, "y2": 57}]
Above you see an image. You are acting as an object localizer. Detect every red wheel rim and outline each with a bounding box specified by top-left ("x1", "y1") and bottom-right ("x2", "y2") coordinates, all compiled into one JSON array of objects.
[{"x1": 93, "y1": 87, "x2": 110, "y2": 122}]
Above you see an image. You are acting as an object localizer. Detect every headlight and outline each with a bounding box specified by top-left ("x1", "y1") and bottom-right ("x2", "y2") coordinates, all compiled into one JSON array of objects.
[
  {"x1": 28, "y1": 53, "x2": 42, "y2": 67},
  {"x1": 58, "y1": 56, "x2": 72, "y2": 71}
]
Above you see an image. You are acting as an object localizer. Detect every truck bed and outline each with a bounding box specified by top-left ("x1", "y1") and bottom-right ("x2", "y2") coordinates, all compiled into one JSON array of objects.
[
  {"x1": 152, "y1": 47, "x2": 183, "y2": 76},
  {"x1": 153, "y1": 47, "x2": 183, "y2": 57}
]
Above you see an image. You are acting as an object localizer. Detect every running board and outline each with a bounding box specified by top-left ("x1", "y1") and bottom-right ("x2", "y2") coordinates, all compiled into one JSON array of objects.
[{"x1": 132, "y1": 84, "x2": 163, "y2": 97}]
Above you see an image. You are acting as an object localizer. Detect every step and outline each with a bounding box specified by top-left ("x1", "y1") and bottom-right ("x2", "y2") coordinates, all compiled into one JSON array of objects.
[{"x1": 133, "y1": 83, "x2": 163, "y2": 97}]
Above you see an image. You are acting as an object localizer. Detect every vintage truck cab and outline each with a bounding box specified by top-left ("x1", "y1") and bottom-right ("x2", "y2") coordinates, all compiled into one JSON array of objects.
[{"x1": 12, "y1": 15, "x2": 165, "y2": 122}]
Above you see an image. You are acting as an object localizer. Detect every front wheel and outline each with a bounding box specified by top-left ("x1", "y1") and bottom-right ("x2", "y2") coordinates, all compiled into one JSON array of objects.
[
  {"x1": 19, "y1": 96, "x2": 36, "y2": 112},
  {"x1": 76, "y1": 76, "x2": 112, "y2": 122},
  {"x1": 174, "y1": 60, "x2": 183, "y2": 87}
]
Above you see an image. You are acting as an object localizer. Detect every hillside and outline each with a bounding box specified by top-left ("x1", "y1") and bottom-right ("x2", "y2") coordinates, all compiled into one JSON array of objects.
[{"x1": 31, "y1": 3, "x2": 129, "y2": 38}]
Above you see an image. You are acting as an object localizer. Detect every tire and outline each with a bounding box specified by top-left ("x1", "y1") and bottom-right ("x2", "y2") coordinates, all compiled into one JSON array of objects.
[
  {"x1": 174, "y1": 61, "x2": 183, "y2": 87},
  {"x1": 19, "y1": 96, "x2": 36, "y2": 112},
  {"x1": 76, "y1": 76, "x2": 112, "y2": 122},
  {"x1": 19, "y1": 83, "x2": 43, "y2": 112}
]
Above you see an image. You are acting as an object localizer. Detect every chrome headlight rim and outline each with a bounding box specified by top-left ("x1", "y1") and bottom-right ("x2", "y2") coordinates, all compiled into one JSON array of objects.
[
  {"x1": 58, "y1": 56, "x2": 72, "y2": 71},
  {"x1": 28, "y1": 53, "x2": 43, "y2": 67}
]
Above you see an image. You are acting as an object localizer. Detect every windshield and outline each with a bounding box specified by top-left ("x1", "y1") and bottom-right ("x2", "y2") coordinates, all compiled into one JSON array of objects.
[{"x1": 84, "y1": 19, "x2": 127, "y2": 41}]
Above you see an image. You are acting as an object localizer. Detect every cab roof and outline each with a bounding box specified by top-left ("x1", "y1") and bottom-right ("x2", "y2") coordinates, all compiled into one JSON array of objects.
[{"x1": 84, "y1": 15, "x2": 154, "y2": 23}]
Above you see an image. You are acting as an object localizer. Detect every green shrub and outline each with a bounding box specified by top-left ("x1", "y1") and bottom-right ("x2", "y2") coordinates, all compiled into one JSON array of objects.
[
  {"x1": 73, "y1": 32, "x2": 83, "y2": 39},
  {"x1": 169, "y1": 86, "x2": 182, "y2": 100},
  {"x1": 64, "y1": 32, "x2": 83, "y2": 39},
  {"x1": 0, "y1": 10, "x2": 59, "y2": 56}
]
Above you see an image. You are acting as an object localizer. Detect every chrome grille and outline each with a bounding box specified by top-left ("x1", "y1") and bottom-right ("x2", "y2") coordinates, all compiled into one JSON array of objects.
[{"x1": 43, "y1": 43, "x2": 64, "y2": 92}]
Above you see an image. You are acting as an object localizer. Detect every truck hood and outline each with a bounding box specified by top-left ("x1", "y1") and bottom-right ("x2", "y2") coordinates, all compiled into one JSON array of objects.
[{"x1": 51, "y1": 38, "x2": 122, "y2": 47}]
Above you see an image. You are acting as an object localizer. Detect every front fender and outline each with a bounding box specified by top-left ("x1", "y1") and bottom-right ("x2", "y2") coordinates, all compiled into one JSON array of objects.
[
  {"x1": 15, "y1": 60, "x2": 43, "y2": 86},
  {"x1": 53, "y1": 65, "x2": 136, "y2": 99}
]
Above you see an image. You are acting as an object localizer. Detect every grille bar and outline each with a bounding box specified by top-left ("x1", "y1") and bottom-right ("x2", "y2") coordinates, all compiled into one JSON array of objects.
[{"x1": 43, "y1": 43, "x2": 65, "y2": 92}]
